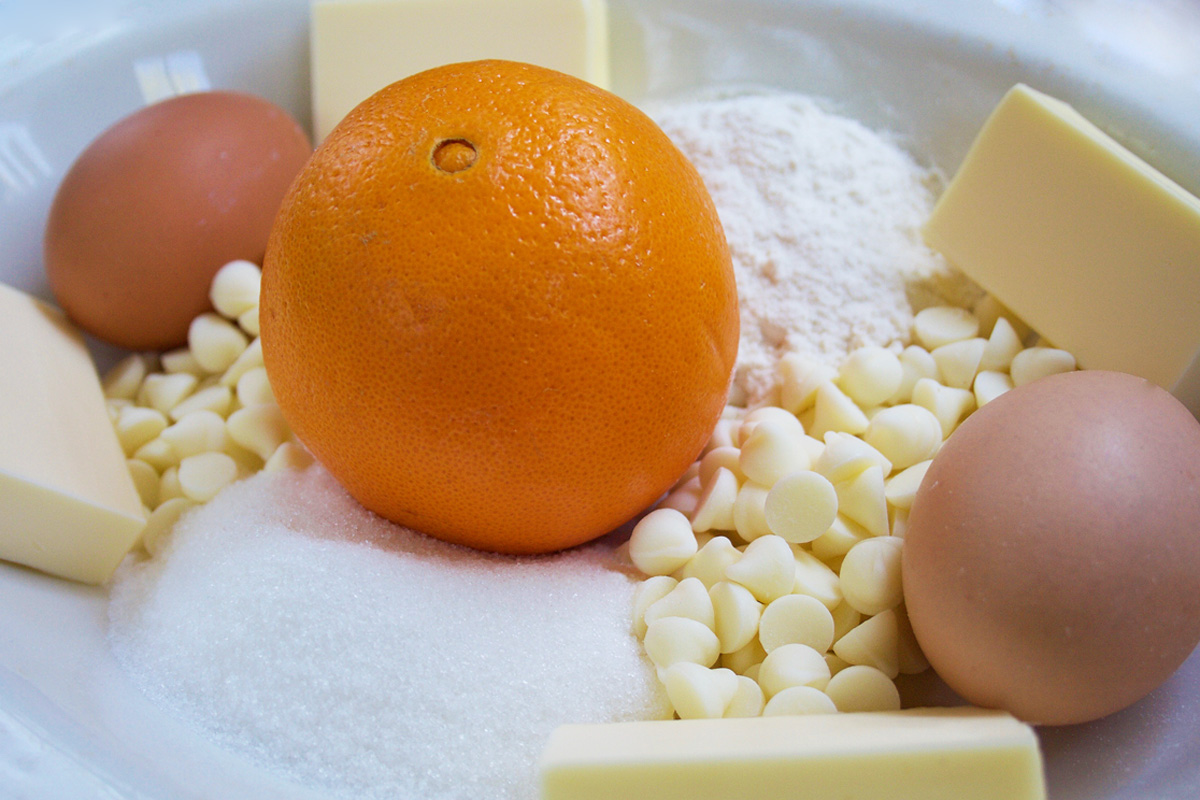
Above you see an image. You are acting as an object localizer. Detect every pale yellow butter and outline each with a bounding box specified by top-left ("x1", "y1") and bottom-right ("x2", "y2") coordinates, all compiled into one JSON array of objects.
[
  {"x1": 539, "y1": 707, "x2": 1046, "y2": 800},
  {"x1": 924, "y1": 84, "x2": 1200, "y2": 414},
  {"x1": 311, "y1": 0, "x2": 611, "y2": 141},
  {"x1": 0, "y1": 284, "x2": 145, "y2": 584}
]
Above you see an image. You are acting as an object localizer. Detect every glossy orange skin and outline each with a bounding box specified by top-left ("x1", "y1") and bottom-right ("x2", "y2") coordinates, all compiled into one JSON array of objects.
[{"x1": 261, "y1": 60, "x2": 738, "y2": 554}]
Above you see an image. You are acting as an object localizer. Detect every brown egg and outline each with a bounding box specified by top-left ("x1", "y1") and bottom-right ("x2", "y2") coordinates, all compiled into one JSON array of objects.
[
  {"x1": 44, "y1": 91, "x2": 311, "y2": 350},
  {"x1": 902, "y1": 370, "x2": 1200, "y2": 726}
]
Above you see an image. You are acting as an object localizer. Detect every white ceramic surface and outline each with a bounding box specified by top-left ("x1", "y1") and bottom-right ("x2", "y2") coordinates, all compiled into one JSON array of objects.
[{"x1": 1, "y1": 1, "x2": 1198, "y2": 797}]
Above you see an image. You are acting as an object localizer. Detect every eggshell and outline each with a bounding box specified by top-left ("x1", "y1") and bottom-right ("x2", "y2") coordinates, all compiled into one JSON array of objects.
[
  {"x1": 44, "y1": 91, "x2": 311, "y2": 350},
  {"x1": 902, "y1": 370, "x2": 1200, "y2": 726}
]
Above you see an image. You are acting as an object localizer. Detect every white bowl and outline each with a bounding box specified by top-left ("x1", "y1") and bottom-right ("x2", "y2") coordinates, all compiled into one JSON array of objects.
[{"x1": 1, "y1": 1, "x2": 1197, "y2": 797}]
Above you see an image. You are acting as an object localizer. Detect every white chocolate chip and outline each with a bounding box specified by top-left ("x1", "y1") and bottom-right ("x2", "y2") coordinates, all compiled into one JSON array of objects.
[
  {"x1": 810, "y1": 515, "x2": 872, "y2": 563},
  {"x1": 659, "y1": 475, "x2": 702, "y2": 516},
  {"x1": 709, "y1": 580, "x2": 763, "y2": 655},
  {"x1": 980, "y1": 316, "x2": 1024, "y2": 371},
  {"x1": 188, "y1": 312, "x2": 249, "y2": 374},
  {"x1": 739, "y1": 419, "x2": 810, "y2": 487},
  {"x1": 762, "y1": 685, "x2": 838, "y2": 716},
  {"x1": 757, "y1": 643, "x2": 831, "y2": 697},
  {"x1": 691, "y1": 467, "x2": 739, "y2": 533},
  {"x1": 678, "y1": 536, "x2": 742, "y2": 589},
  {"x1": 758, "y1": 593, "x2": 835, "y2": 654},
  {"x1": 116, "y1": 405, "x2": 169, "y2": 456},
  {"x1": 699, "y1": 446, "x2": 744, "y2": 485},
  {"x1": 219, "y1": 336, "x2": 265, "y2": 388},
  {"x1": 839, "y1": 536, "x2": 904, "y2": 616},
  {"x1": 209, "y1": 259, "x2": 262, "y2": 318},
  {"x1": 103, "y1": 354, "x2": 149, "y2": 400},
  {"x1": 633, "y1": 575, "x2": 679, "y2": 638},
  {"x1": 1010, "y1": 346, "x2": 1076, "y2": 386},
  {"x1": 733, "y1": 481, "x2": 773, "y2": 542},
  {"x1": 837, "y1": 346, "x2": 902, "y2": 408},
  {"x1": 629, "y1": 508, "x2": 699, "y2": 576},
  {"x1": 169, "y1": 383, "x2": 233, "y2": 421},
  {"x1": 141, "y1": 497, "x2": 195, "y2": 556},
  {"x1": 237, "y1": 306, "x2": 261, "y2": 337},
  {"x1": 763, "y1": 470, "x2": 838, "y2": 544},
  {"x1": 791, "y1": 548, "x2": 842, "y2": 610},
  {"x1": 887, "y1": 345, "x2": 939, "y2": 405},
  {"x1": 830, "y1": 601, "x2": 863, "y2": 642},
  {"x1": 661, "y1": 663, "x2": 739, "y2": 720},
  {"x1": 138, "y1": 372, "x2": 198, "y2": 415},
  {"x1": 911, "y1": 378, "x2": 975, "y2": 439},
  {"x1": 912, "y1": 305, "x2": 979, "y2": 350},
  {"x1": 883, "y1": 460, "x2": 932, "y2": 511},
  {"x1": 974, "y1": 369, "x2": 1014, "y2": 407},
  {"x1": 834, "y1": 465, "x2": 889, "y2": 538},
  {"x1": 724, "y1": 675, "x2": 766, "y2": 718},
  {"x1": 824, "y1": 665, "x2": 901, "y2": 712},
  {"x1": 643, "y1": 616, "x2": 721, "y2": 670},
  {"x1": 932, "y1": 337, "x2": 986, "y2": 390},
  {"x1": 808, "y1": 381, "x2": 869, "y2": 439},
  {"x1": 724, "y1": 535, "x2": 795, "y2": 603},
  {"x1": 778, "y1": 355, "x2": 836, "y2": 414},
  {"x1": 126, "y1": 458, "x2": 160, "y2": 509},
  {"x1": 813, "y1": 431, "x2": 892, "y2": 484},
  {"x1": 226, "y1": 403, "x2": 291, "y2": 462},
  {"x1": 833, "y1": 608, "x2": 900, "y2": 679},
  {"x1": 720, "y1": 638, "x2": 767, "y2": 676},
  {"x1": 644, "y1": 577, "x2": 715, "y2": 631},
  {"x1": 177, "y1": 451, "x2": 239, "y2": 503},
  {"x1": 160, "y1": 347, "x2": 205, "y2": 377},
  {"x1": 863, "y1": 404, "x2": 941, "y2": 471},
  {"x1": 159, "y1": 409, "x2": 230, "y2": 459}
]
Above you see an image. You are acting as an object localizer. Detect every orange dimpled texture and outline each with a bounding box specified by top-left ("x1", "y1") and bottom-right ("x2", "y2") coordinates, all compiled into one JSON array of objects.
[{"x1": 260, "y1": 60, "x2": 738, "y2": 554}]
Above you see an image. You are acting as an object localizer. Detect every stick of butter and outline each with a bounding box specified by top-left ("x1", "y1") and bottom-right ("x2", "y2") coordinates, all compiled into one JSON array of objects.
[
  {"x1": 539, "y1": 707, "x2": 1046, "y2": 800},
  {"x1": 311, "y1": 0, "x2": 611, "y2": 141},
  {"x1": 924, "y1": 84, "x2": 1200, "y2": 414},
  {"x1": 0, "y1": 283, "x2": 145, "y2": 584}
]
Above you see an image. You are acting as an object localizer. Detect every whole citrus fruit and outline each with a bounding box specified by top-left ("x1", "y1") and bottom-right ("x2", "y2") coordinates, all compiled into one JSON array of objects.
[{"x1": 260, "y1": 60, "x2": 738, "y2": 554}]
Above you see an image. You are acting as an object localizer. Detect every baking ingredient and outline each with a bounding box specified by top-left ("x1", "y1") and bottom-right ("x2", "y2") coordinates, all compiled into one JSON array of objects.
[
  {"x1": 924, "y1": 83, "x2": 1200, "y2": 415},
  {"x1": 101, "y1": 259, "x2": 311, "y2": 554},
  {"x1": 0, "y1": 283, "x2": 145, "y2": 584},
  {"x1": 903, "y1": 369, "x2": 1200, "y2": 725},
  {"x1": 43, "y1": 91, "x2": 311, "y2": 350},
  {"x1": 649, "y1": 91, "x2": 979, "y2": 405},
  {"x1": 311, "y1": 0, "x2": 610, "y2": 140},
  {"x1": 538, "y1": 708, "x2": 1046, "y2": 800},
  {"x1": 261, "y1": 60, "x2": 738, "y2": 555},
  {"x1": 107, "y1": 465, "x2": 669, "y2": 800},
  {"x1": 628, "y1": 302, "x2": 1084, "y2": 718}
]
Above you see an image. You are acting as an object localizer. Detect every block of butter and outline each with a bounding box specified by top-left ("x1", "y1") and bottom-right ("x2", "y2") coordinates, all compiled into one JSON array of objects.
[
  {"x1": 924, "y1": 84, "x2": 1200, "y2": 414},
  {"x1": 311, "y1": 0, "x2": 611, "y2": 141},
  {"x1": 0, "y1": 284, "x2": 145, "y2": 584},
  {"x1": 539, "y1": 707, "x2": 1046, "y2": 800}
]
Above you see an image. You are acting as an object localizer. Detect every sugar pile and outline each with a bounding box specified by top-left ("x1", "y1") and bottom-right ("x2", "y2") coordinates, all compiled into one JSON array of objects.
[
  {"x1": 107, "y1": 466, "x2": 670, "y2": 800},
  {"x1": 650, "y1": 91, "x2": 979, "y2": 405}
]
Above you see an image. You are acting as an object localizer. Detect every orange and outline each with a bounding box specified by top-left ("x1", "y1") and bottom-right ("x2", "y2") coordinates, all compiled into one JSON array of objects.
[{"x1": 260, "y1": 60, "x2": 738, "y2": 554}]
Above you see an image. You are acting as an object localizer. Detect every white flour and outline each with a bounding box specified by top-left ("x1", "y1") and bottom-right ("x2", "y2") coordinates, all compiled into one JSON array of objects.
[{"x1": 650, "y1": 91, "x2": 979, "y2": 405}]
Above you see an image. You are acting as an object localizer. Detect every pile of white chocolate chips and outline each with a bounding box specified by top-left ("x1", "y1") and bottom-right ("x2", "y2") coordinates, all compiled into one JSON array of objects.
[{"x1": 102, "y1": 91, "x2": 1078, "y2": 798}]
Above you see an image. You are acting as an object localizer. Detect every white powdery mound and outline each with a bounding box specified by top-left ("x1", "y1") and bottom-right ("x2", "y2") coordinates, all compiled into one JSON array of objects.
[
  {"x1": 651, "y1": 90, "x2": 976, "y2": 405},
  {"x1": 108, "y1": 466, "x2": 669, "y2": 800}
]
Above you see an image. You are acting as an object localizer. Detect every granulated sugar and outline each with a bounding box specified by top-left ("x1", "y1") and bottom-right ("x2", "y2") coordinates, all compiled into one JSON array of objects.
[
  {"x1": 107, "y1": 466, "x2": 670, "y2": 800},
  {"x1": 650, "y1": 90, "x2": 980, "y2": 405}
]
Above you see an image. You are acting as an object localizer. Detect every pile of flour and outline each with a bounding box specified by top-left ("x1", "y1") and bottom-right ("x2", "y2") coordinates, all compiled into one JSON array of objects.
[{"x1": 650, "y1": 91, "x2": 979, "y2": 405}]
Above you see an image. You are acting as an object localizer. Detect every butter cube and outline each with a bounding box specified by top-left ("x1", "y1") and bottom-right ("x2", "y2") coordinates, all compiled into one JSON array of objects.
[
  {"x1": 539, "y1": 707, "x2": 1046, "y2": 800},
  {"x1": 924, "y1": 84, "x2": 1200, "y2": 414},
  {"x1": 311, "y1": 0, "x2": 611, "y2": 140},
  {"x1": 0, "y1": 284, "x2": 145, "y2": 584}
]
